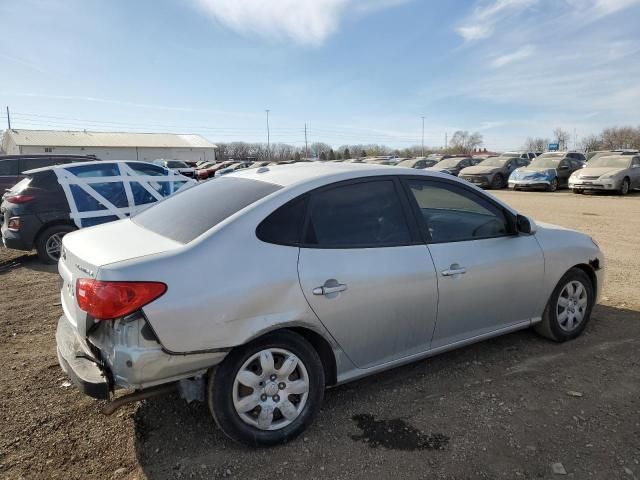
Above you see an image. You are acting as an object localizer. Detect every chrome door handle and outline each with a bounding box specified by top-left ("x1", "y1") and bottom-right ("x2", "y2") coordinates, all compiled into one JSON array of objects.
[
  {"x1": 442, "y1": 266, "x2": 467, "y2": 276},
  {"x1": 312, "y1": 284, "x2": 348, "y2": 295}
]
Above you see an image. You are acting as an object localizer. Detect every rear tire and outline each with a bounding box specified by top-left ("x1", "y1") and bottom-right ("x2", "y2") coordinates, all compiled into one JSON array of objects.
[
  {"x1": 534, "y1": 268, "x2": 594, "y2": 342},
  {"x1": 208, "y1": 330, "x2": 325, "y2": 447},
  {"x1": 35, "y1": 225, "x2": 76, "y2": 264}
]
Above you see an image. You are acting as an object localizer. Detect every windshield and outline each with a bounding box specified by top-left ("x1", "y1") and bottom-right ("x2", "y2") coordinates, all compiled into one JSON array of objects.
[
  {"x1": 133, "y1": 177, "x2": 281, "y2": 243},
  {"x1": 397, "y1": 159, "x2": 416, "y2": 167},
  {"x1": 499, "y1": 152, "x2": 519, "y2": 157},
  {"x1": 588, "y1": 156, "x2": 631, "y2": 168},
  {"x1": 479, "y1": 157, "x2": 509, "y2": 167},
  {"x1": 530, "y1": 154, "x2": 563, "y2": 168},
  {"x1": 435, "y1": 158, "x2": 463, "y2": 168},
  {"x1": 166, "y1": 161, "x2": 189, "y2": 168}
]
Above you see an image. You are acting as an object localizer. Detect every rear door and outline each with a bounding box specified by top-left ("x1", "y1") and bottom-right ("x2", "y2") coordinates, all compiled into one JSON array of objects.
[
  {"x1": 297, "y1": 178, "x2": 439, "y2": 368},
  {"x1": 403, "y1": 178, "x2": 544, "y2": 348}
]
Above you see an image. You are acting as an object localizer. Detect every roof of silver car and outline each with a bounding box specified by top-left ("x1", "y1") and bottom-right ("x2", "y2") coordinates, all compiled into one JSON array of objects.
[{"x1": 231, "y1": 161, "x2": 432, "y2": 187}]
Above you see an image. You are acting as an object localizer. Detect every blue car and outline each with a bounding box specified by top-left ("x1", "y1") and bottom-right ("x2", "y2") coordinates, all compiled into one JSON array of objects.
[{"x1": 509, "y1": 152, "x2": 586, "y2": 191}]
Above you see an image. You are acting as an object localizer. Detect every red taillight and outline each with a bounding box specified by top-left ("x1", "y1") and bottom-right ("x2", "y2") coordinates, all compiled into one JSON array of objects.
[
  {"x1": 76, "y1": 279, "x2": 167, "y2": 320},
  {"x1": 5, "y1": 194, "x2": 34, "y2": 204},
  {"x1": 7, "y1": 217, "x2": 21, "y2": 231}
]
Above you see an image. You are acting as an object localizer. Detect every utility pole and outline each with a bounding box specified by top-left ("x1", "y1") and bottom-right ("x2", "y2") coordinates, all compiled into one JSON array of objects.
[
  {"x1": 421, "y1": 116, "x2": 425, "y2": 157},
  {"x1": 265, "y1": 109, "x2": 270, "y2": 161},
  {"x1": 6, "y1": 106, "x2": 11, "y2": 130},
  {"x1": 445, "y1": 132, "x2": 448, "y2": 150},
  {"x1": 304, "y1": 122, "x2": 308, "y2": 160}
]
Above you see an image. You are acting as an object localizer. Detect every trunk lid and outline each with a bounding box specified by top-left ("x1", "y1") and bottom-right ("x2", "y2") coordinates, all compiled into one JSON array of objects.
[{"x1": 59, "y1": 218, "x2": 182, "y2": 336}]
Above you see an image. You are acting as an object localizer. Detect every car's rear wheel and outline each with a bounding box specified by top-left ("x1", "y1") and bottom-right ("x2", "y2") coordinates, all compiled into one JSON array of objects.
[
  {"x1": 534, "y1": 268, "x2": 594, "y2": 342},
  {"x1": 208, "y1": 330, "x2": 325, "y2": 447},
  {"x1": 620, "y1": 178, "x2": 630, "y2": 195},
  {"x1": 546, "y1": 178, "x2": 558, "y2": 192},
  {"x1": 491, "y1": 174, "x2": 504, "y2": 189},
  {"x1": 35, "y1": 225, "x2": 76, "y2": 264}
]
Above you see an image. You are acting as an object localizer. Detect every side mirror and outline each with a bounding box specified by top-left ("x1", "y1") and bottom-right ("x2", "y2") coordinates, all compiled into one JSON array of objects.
[{"x1": 517, "y1": 214, "x2": 537, "y2": 235}]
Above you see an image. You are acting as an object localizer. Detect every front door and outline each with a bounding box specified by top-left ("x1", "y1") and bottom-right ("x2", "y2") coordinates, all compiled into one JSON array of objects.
[
  {"x1": 297, "y1": 179, "x2": 438, "y2": 368},
  {"x1": 403, "y1": 178, "x2": 545, "y2": 348}
]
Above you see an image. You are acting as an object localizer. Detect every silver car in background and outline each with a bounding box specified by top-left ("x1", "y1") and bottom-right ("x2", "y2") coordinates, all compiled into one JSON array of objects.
[
  {"x1": 56, "y1": 163, "x2": 604, "y2": 446},
  {"x1": 569, "y1": 154, "x2": 640, "y2": 195}
]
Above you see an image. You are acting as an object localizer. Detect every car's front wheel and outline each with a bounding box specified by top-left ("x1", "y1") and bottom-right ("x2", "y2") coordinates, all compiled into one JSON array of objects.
[
  {"x1": 491, "y1": 173, "x2": 504, "y2": 189},
  {"x1": 534, "y1": 267, "x2": 594, "y2": 342},
  {"x1": 546, "y1": 178, "x2": 559, "y2": 192},
  {"x1": 208, "y1": 330, "x2": 325, "y2": 447},
  {"x1": 620, "y1": 177, "x2": 630, "y2": 195},
  {"x1": 35, "y1": 224, "x2": 76, "y2": 264}
]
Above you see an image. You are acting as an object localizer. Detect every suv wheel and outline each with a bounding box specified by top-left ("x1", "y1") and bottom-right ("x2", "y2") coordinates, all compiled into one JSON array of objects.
[
  {"x1": 36, "y1": 225, "x2": 76, "y2": 264},
  {"x1": 208, "y1": 330, "x2": 325, "y2": 447},
  {"x1": 534, "y1": 268, "x2": 594, "y2": 342}
]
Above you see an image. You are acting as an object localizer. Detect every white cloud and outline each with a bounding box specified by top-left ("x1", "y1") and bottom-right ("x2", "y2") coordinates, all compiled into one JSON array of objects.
[
  {"x1": 456, "y1": 0, "x2": 537, "y2": 41},
  {"x1": 594, "y1": 0, "x2": 640, "y2": 14},
  {"x1": 491, "y1": 45, "x2": 535, "y2": 67},
  {"x1": 192, "y1": 0, "x2": 409, "y2": 46}
]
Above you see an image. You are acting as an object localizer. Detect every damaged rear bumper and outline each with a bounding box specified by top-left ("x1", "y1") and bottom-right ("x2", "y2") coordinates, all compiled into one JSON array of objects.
[{"x1": 56, "y1": 315, "x2": 111, "y2": 399}]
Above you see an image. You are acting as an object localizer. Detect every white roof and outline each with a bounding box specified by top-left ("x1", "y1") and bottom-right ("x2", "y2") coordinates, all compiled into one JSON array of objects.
[{"x1": 5, "y1": 129, "x2": 216, "y2": 149}]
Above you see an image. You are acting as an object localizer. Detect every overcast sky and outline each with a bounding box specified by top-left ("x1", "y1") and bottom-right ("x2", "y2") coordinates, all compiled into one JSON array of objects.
[{"x1": 1, "y1": 0, "x2": 639, "y2": 150}]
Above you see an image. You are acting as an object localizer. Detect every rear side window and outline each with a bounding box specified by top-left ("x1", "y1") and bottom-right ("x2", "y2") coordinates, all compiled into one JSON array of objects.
[
  {"x1": 133, "y1": 177, "x2": 281, "y2": 243},
  {"x1": 304, "y1": 180, "x2": 412, "y2": 248},
  {"x1": 256, "y1": 197, "x2": 307, "y2": 245},
  {"x1": 65, "y1": 163, "x2": 120, "y2": 177}
]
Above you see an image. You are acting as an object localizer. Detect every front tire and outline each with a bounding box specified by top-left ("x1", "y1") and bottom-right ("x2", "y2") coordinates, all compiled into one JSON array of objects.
[
  {"x1": 620, "y1": 178, "x2": 630, "y2": 195},
  {"x1": 491, "y1": 174, "x2": 504, "y2": 189},
  {"x1": 534, "y1": 268, "x2": 594, "y2": 342},
  {"x1": 573, "y1": 188, "x2": 583, "y2": 194},
  {"x1": 208, "y1": 330, "x2": 325, "y2": 447},
  {"x1": 546, "y1": 178, "x2": 558, "y2": 192},
  {"x1": 35, "y1": 225, "x2": 76, "y2": 264}
]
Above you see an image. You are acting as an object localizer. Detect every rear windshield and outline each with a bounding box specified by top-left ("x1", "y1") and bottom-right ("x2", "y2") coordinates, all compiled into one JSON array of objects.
[{"x1": 132, "y1": 177, "x2": 281, "y2": 243}]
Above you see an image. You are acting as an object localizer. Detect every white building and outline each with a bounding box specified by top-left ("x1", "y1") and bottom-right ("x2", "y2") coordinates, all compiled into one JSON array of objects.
[{"x1": 1, "y1": 129, "x2": 216, "y2": 162}]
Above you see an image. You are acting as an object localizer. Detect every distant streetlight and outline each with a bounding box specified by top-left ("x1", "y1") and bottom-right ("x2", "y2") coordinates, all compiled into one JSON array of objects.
[
  {"x1": 265, "y1": 109, "x2": 270, "y2": 161},
  {"x1": 421, "y1": 116, "x2": 425, "y2": 157}
]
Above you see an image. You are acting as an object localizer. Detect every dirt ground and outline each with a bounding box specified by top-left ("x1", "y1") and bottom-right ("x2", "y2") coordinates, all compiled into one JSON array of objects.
[{"x1": 1, "y1": 190, "x2": 639, "y2": 480}]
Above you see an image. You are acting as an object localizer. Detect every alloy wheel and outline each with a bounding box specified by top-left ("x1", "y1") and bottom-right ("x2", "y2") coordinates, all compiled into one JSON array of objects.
[
  {"x1": 556, "y1": 280, "x2": 588, "y2": 332},
  {"x1": 232, "y1": 348, "x2": 310, "y2": 431},
  {"x1": 45, "y1": 233, "x2": 66, "y2": 262}
]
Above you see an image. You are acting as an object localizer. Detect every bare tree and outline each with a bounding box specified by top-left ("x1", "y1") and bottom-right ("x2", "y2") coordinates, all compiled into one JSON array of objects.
[
  {"x1": 448, "y1": 131, "x2": 484, "y2": 154},
  {"x1": 579, "y1": 134, "x2": 602, "y2": 153},
  {"x1": 524, "y1": 137, "x2": 549, "y2": 152},
  {"x1": 553, "y1": 127, "x2": 570, "y2": 151},
  {"x1": 600, "y1": 126, "x2": 639, "y2": 150}
]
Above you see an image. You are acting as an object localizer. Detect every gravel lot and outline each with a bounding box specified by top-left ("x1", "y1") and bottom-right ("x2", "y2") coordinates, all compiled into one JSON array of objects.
[{"x1": 1, "y1": 190, "x2": 639, "y2": 480}]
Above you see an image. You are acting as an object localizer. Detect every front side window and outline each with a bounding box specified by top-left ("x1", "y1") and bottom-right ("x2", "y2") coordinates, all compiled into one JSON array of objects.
[
  {"x1": 406, "y1": 180, "x2": 510, "y2": 243},
  {"x1": 126, "y1": 162, "x2": 168, "y2": 176},
  {"x1": 305, "y1": 180, "x2": 412, "y2": 247}
]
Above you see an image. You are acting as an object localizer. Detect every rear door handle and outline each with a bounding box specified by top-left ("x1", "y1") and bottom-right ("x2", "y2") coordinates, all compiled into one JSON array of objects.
[
  {"x1": 442, "y1": 264, "x2": 467, "y2": 276},
  {"x1": 312, "y1": 283, "x2": 348, "y2": 295}
]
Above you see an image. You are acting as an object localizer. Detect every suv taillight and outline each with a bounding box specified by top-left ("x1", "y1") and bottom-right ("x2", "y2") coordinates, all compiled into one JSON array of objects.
[
  {"x1": 5, "y1": 194, "x2": 34, "y2": 204},
  {"x1": 76, "y1": 279, "x2": 167, "y2": 320}
]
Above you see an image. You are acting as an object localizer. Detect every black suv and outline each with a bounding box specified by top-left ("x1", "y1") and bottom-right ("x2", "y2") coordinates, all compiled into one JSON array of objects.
[{"x1": 0, "y1": 154, "x2": 98, "y2": 194}]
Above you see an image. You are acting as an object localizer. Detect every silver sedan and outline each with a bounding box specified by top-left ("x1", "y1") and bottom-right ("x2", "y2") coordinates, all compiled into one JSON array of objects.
[{"x1": 56, "y1": 163, "x2": 604, "y2": 446}]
